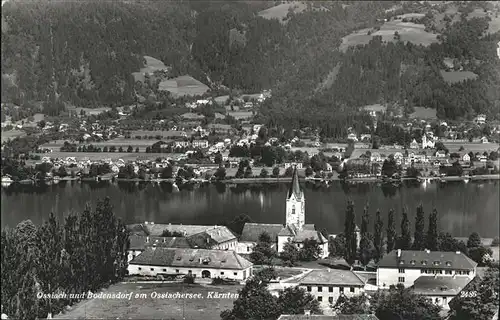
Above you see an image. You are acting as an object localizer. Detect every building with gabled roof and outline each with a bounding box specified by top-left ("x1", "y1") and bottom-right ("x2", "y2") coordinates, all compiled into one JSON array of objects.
[
  {"x1": 237, "y1": 167, "x2": 329, "y2": 258},
  {"x1": 128, "y1": 247, "x2": 253, "y2": 280},
  {"x1": 412, "y1": 275, "x2": 472, "y2": 310},
  {"x1": 127, "y1": 234, "x2": 192, "y2": 262},
  {"x1": 283, "y1": 269, "x2": 366, "y2": 313},
  {"x1": 377, "y1": 249, "x2": 477, "y2": 289},
  {"x1": 186, "y1": 226, "x2": 237, "y2": 250}
]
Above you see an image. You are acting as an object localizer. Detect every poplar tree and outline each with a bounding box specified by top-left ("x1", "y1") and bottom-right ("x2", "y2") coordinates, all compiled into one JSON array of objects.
[
  {"x1": 386, "y1": 209, "x2": 396, "y2": 254},
  {"x1": 426, "y1": 208, "x2": 439, "y2": 251},
  {"x1": 358, "y1": 205, "x2": 374, "y2": 268},
  {"x1": 344, "y1": 201, "x2": 357, "y2": 265},
  {"x1": 398, "y1": 207, "x2": 412, "y2": 250},
  {"x1": 373, "y1": 210, "x2": 384, "y2": 262},
  {"x1": 412, "y1": 204, "x2": 425, "y2": 250}
]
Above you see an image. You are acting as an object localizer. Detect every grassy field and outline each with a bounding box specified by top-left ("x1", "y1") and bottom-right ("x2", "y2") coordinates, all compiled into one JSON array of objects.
[
  {"x1": 444, "y1": 142, "x2": 500, "y2": 153},
  {"x1": 132, "y1": 55, "x2": 170, "y2": 83},
  {"x1": 53, "y1": 282, "x2": 241, "y2": 320},
  {"x1": 339, "y1": 20, "x2": 439, "y2": 52},
  {"x1": 158, "y1": 75, "x2": 209, "y2": 98},
  {"x1": 258, "y1": 2, "x2": 308, "y2": 23},
  {"x1": 440, "y1": 70, "x2": 478, "y2": 84},
  {"x1": 41, "y1": 138, "x2": 161, "y2": 152},
  {"x1": 1, "y1": 129, "x2": 26, "y2": 142},
  {"x1": 409, "y1": 107, "x2": 437, "y2": 120}
]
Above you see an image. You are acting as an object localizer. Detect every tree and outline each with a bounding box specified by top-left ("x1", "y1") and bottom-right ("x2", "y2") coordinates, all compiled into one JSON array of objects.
[
  {"x1": 425, "y1": 209, "x2": 439, "y2": 251},
  {"x1": 135, "y1": 147, "x2": 140, "y2": 153},
  {"x1": 226, "y1": 214, "x2": 252, "y2": 236},
  {"x1": 358, "y1": 206, "x2": 374, "y2": 268},
  {"x1": 220, "y1": 278, "x2": 280, "y2": 320},
  {"x1": 412, "y1": 204, "x2": 425, "y2": 250},
  {"x1": 397, "y1": 207, "x2": 412, "y2": 250},
  {"x1": 277, "y1": 286, "x2": 322, "y2": 316},
  {"x1": 438, "y1": 232, "x2": 468, "y2": 254},
  {"x1": 57, "y1": 166, "x2": 68, "y2": 177},
  {"x1": 253, "y1": 267, "x2": 277, "y2": 283},
  {"x1": 330, "y1": 234, "x2": 346, "y2": 258},
  {"x1": 332, "y1": 294, "x2": 370, "y2": 314},
  {"x1": 38, "y1": 120, "x2": 46, "y2": 129},
  {"x1": 386, "y1": 209, "x2": 396, "y2": 254},
  {"x1": 272, "y1": 166, "x2": 280, "y2": 177},
  {"x1": 118, "y1": 146, "x2": 123, "y2": 152},
  {"x1": 127, "y1": 145, "x2": 133, "y2": 153},
  {"x1": 244, "y1": 166, "x2": 253, "y2": 178},
  {"x1": 284, "y1": 166, "x2": 294, "y2": 177},
  {"x1": 281, "y1": 240, "x2": 300, "y2": 266},
  {"x1": 259, "y1": 168, "x2": 269, "y2": 178},
  {"x1": 467, "y1": 232, "x2": 482, "y2": 249},
  {"x1": 214, "y1": 166, "x2": 226, "y2": 180},
  {"x1": 373, "y1": 210, "x2": 384, "y2": 262},
  {"x1": 299, "y1": 238, "x2": 322, "y2": 262},
  {"x1": 344, "y1": 201, "x2": 357, "y2": 265},
  {"x1": 249, "y1": 232, "x2": 275, "y2": 265},
  {"x1": 161, "y1": 166, "x2": 173, "y2": 179},
  {"x1": 449, "y1": 267, "x2": 499, "y2": 320},
  {"x1": 103, "y1": 146, "x2": 109, "y2": 152}
]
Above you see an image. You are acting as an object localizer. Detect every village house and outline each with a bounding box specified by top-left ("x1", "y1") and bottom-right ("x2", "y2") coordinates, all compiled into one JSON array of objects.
[
  {"x1": 410, "y1": 139, "x2": 420, "y2": 150},
  {"x1": 474, "y1": 114, "x2": 486, "y2": 125},
  {"x1": 412, "y1": 275, "x2": 472, "y2": 310},
  {"x1": 422, "y1": 134, "x2": 436, "y2": 149},
  {"x1": 238, "y1": 167, "x2": 329, "y2": 258},
  {"x1": 284, "y1": 162, "x2": 303, "y2": 170},
  {"x1": 206, "y1": 123, "x2": 234, "y2": 135},
  {"x1": 481, "y1": 136, "x2": 489, "y2": 144},
  {"x1": 283, "y1": 269, "x2": 366, "y2": 313},
  {"x1": 128, "y1": 247, "x2": 253, "y2": 281},
  {"x1": 377, "y1": 249, "x2": 477, "y2": 289},
  {"x1": 192, "y1": 139, "x2": 209, "y2": 149},
  {"x1": 436, "y1": 150, "x2": 447, "y2": 158},
  {"x1": 347, "y1": 133, "x2": 358, "y2": 142},
  {"x1": 127, "y1": 234, "x2": 191, "y2": 262}
]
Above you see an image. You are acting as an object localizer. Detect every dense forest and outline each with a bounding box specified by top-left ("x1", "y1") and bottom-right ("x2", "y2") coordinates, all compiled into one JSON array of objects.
[{"x1": 1, "y1": 0, "x2": 499, "y2": 126}]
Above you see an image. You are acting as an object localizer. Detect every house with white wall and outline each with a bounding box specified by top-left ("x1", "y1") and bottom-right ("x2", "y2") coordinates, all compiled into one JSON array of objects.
[
  {"x1": 377, "y1": 249, "x2": 477, "y2": 289},
  {"x1": 412, "y1": 275, "x2": 472, "y2": 310},
  {"x1": 128, "y1": 247, "x2": 253, "y2": 281},
  {"x1": 283, "y1": 269, "x2": 366, "y2": 313}
]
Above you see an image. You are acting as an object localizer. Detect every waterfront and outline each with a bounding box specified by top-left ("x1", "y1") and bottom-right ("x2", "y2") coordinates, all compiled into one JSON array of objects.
[{"x1": 1, "y1": 180, "x2": 499, "y2": 238}]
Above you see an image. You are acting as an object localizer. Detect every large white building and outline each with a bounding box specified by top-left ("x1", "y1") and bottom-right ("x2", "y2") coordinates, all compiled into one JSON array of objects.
[
  {"x1": 128, "y1": 247, "x2": 253, "y2": 281},
  {"x1": 238, "y1": 167, "x2": 329, "y2": 258},
  {"x1": 377, "y1": 249, "x2": 477, "y2": 289},
  {"x1": 283, "y1": 269, "x2": 366, "y2": 313}
]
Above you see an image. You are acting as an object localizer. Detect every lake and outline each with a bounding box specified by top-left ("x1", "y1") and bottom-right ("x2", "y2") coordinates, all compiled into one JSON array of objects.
[{"x1": 1, "y1": 180, "x2": 499, "y2": 238}]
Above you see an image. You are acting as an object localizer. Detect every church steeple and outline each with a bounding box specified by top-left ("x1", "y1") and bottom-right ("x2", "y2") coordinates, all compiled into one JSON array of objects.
[
  {"x1": 285, "y1": 166, "x2": 305, "y2": 230},
  {"x1": 288, "y1": 165, "x2": 302, "y2": 200}
]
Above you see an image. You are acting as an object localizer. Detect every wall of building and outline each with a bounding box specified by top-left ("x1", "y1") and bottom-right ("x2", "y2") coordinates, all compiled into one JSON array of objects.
[
  {"x1": 377, "y1": 267, "x2": 476, "y2": 288},
  {"x1": 213, "y1": 239, "x2": 238, "y2": 251},
  {"x1": 128, "y1": 264, "x2": 253, "y2": 281},
  {"x1": 277, "y1": 236, "x2": 292, "y2": 253},
  {"x1": 285, "y1": 195, "x2": 305, "y2": 229},
  {"x1": 299, "y1": 284, "x2": 364, "y2": 310},
  {"x1": 236, "y1": 241, "x2": 256, "y2": 255}
]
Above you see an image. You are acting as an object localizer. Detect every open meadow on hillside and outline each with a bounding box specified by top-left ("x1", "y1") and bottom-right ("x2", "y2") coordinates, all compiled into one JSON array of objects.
[
  {"x1": 409, "y1": 107, "x2": 438, "y2": 120},
  {"x1": 1, "y1": 130, "x2": 27, "y2": 143},
  {"x1": 339, "y1": 20, "x2": 439, "y2": 52},
  {"x1": 31, "y1": 152, "x2": 177, "y2": 162},
  {"x1": 440, "y1": 70, "x2": 479, "y2": 84}
]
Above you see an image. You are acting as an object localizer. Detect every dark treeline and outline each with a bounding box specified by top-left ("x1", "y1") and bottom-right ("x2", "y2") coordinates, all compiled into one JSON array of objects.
[
  {"x1": 332, "y1": 202, "x2": 495, "y2": 268},
  {"x1": 0, "y1": 198, "x2": 129, "y2": 319}
]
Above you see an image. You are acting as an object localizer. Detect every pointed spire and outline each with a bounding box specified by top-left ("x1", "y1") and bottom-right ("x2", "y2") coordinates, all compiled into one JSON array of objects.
[{"x1": 288, "y1": 166, "x2": 302, "y2": 200}]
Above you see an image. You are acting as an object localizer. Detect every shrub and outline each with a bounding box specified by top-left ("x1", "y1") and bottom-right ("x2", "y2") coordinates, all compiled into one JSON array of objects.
[{"x1": 183, "y1": 274, "x2": 195, "y2": 284}]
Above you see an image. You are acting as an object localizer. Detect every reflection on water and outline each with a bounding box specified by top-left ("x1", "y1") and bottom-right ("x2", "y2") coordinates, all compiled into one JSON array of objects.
[{"x1": 1, "y1": 180, "x2": 499, "y2": 238}]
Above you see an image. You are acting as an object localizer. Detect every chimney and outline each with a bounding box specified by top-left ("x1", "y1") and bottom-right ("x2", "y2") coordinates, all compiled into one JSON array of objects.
[{"x1": 397, "y1": 249, "x2": 401, "y2": 258}]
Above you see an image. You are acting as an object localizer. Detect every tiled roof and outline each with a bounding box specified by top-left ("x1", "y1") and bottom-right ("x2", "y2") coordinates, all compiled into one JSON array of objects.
[
  {"x1": 278, "y1": 225, "x2": 297, "y2": 237},
  {"x1": 291, "y1": 269, "x2": 365, "y2": 286},
  {"x1": 127, "y1": 223, "x2": 218, "y2": 237},
  {"x1": 186, "y1": 226, "x2": 237, "y2": 249},
  {"x1": 278, "y1": 314, "x2": 379, "y2": 320},
  {"x1": 240, "y1": 223, "x2": 284, "y2": 242},
  {"x1": 378, "y1": 250, "x2": 477, "y2": 270},
  {"x1": 412, "y1": 276, "x2": 472, "y2": 296},
  {"x1": 293, "y1": 229, "x2": 328, "y2": 244},
  {"x1": 130, "y1": 247, "x2": 253, "y2": 270},
  {"x1": 447, "y1": 274, "x2": 486, "y2": 310},
  {"x1": 129, "y1": 235, "x2": 191, "y2": 250}
]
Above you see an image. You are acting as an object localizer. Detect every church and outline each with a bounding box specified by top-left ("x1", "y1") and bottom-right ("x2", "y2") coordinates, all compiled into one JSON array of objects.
[{"x1": 237, "y1": 166, "x2": 329, "y2": 258}]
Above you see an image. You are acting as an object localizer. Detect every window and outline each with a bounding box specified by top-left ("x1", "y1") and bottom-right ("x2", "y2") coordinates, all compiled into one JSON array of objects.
[
  {"x1": 318, "y1": 286, "x2": 323, "y2": 292},
  {"x1": 329, "y1": 286, "x2": 333, "y2": 292},
  {"x1": 421, "y1": 269, "x2": 425, "y2": 274},
  {"x1": 329, "y1": 297, "x2": 334, "y2": 304},
  {"x1": 443, "y1": 297, "x2": 447, "y2": 304},
  {"x1": 339, "y1": 287, "x2": 344, "y2": 293},
  {"x1": 292, "y1": 205, "x2": 295, "y2": 214},
  {"x1": 445, "y1": 270, "x2": 452, "y2": 275},
  {"x1": 398, "y1": 277, "x2": 405, "y2": 283},
  {"x1": 422, "y1": 260, "x2": 427, "y2": 265},
  {"x1": 176, "y1": 269, "x2": 179, "y2": 273},
  {"x1": 350, "y1": 287, "x2": 355, "y2": 293},
  {"x1": 138, "y1": 267, "x2": 142, "y2": 271},
  {"x1": 150, "y1": 268, "x2": 154, "y2": 271},
  {"x1": 318, "y1": 297, "x2": 323, "y2": 302},
  {"x1": 466, "y1": 271, "x2": 470, "y2": 275},
  {"x1": 399, "y1": 268, "x2": 405, "y2": 273},
  {"x1": 162, "y1": 269, "x2": 167, "y2": 272},
  {"x1": 410, "y1": 260, "x2": 416, "y2": 265},
  {"x1": 434, "y1": 261, "x2": 441, "y2": 266},
  {"x1": 307, "y1": 286, "x2": 312, "y2": 292},
  {"x1": 399, "y1": 260, "x2": 405, "y2": 265},
  {"x1": 234, "y1": 272, "x2": 237, "y2": 276},
  {"x1": 435, "y1": 298, "x2": 440, "y2": 304},
  {"x1": 247, "y1": 246, "x2": 250, "y2": 252},
  {"x1": 221, "y1": 272, "x2": 224, "y2": 275},
  {"x1": 446, "y1": 261, "x2": 452, "y2": 267}
]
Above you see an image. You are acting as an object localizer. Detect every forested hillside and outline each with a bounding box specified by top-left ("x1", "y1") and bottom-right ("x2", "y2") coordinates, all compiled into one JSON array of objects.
[{"x1": 1, "y1": 0, "x2": 499, "y2": 126}]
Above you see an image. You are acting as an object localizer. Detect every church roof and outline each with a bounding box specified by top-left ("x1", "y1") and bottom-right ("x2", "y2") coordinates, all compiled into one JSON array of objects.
[
  {"x1": 288, "y1": 166, "x2": 302, "y2": 200},
  {"x1": 293, "y1": 229, "x2": 328, "y2": 244},
  {"x1": 240, "y1": 223, "x2": 284, "y2": 242}
]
